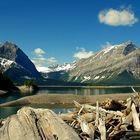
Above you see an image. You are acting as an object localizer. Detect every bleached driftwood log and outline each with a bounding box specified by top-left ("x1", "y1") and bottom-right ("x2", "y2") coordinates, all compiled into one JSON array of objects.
[
  {"x1": 131, "y1": 103, "x2": 140, "y2": 131},
  {"x1": 59, "y1": 111, "x2": 77, "y2": 121},
  {"x1": 74, "y1": 100, "x2": 123, "y2": 116},
  {"x1": 77, "y1": 116, "x2": 94, "y2": 140},
  {"x1": 95, "y1": 101, "x2": 106, "y2": 140},
  {"x1": 120, "y1": 112, "x2": 132, "y2": 131},
  {"x1": 0, "y1": 107, "x2": 80, "y2": 140}
]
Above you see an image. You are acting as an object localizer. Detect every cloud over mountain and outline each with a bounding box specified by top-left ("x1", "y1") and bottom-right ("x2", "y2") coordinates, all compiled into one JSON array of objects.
[
  {"x1": 47, "y1": 57, "x2": 57, "y2": 65},
  {"x1": 32, "y1": 48, "x2": 58, "y2": 71},
  {"x1": 73, "y1": 48, "x2": 94, "y2": 59}
]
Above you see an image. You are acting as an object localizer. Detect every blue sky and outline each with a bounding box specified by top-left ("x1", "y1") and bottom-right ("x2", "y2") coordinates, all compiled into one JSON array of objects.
[{"x1": 0, "y1": 0, "x2": 140, "y2": 70}]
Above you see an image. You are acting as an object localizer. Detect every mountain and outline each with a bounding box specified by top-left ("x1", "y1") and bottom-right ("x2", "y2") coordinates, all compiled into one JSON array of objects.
[
  {"x1": 0, "y1": 41, "x2": 41, "y2": 83},
  {"x1": 67, "y1": 41, "x2": 140, "y2": 85},
  {"x1": 44, "y1": 41, "x2": 140, "y2": 85},
  {"x1": 41, "y1": 62, "x2": 76, "y2": 80},
  {"x1": 1, "y1": 40, "x2": 140, "y2": 86},
  {"x1": 0, "y1": 41, "x2": 78, "y2": 86}
]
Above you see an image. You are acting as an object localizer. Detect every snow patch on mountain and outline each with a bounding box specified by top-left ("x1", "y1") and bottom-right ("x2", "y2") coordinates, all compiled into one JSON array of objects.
[
  {"x1": 39, "y1": 63, "x2": 76, "y2": 73},
  {"x1": 101, "y1": 76, "x2": 105, "y2": 79},
  {"x1": 0, "y1": 57, "x2": 15, "y2": 70},
  {"x1": 54, "y1": 63, "x2": 75, "y2": 71},
  {"x1": 94, "y1": 76, "x2": 100, "y2": 80},
  {"x1": 103, "y1": 46, "x2": 115, "y2": 54},
  {"x1": 81, "y1": 76, "x2": 91, "y2": 83}
]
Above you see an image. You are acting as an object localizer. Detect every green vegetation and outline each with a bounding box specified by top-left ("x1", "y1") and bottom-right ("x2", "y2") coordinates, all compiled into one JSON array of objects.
[
  {"x1": 24, "y1": 80, "x2": 39, "y2": 91},
  {"x1": 24, "y1": 80, "x2": 33, "y2": 87}
]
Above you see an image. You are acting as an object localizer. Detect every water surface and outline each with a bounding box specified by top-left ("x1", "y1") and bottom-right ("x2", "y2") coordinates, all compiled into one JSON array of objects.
[{"x1": 0, "y1": 86, "x2": 139, "y2": 118}]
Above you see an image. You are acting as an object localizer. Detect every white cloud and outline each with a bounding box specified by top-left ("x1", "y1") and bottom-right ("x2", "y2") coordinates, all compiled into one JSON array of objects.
[
  {"x1": 101, "y1": 42, "x2": 112, "y2": 49},
  {"x1": 98, "y1": 7, "x2": 138, "y2": 26},
  {"x1": 32, "y1": 48, "x2": 58, "y2": 71},
  {"x1": 73, "y1": 48, "x2": 94, "y2": 59},
  {"x1": 32, "y1": 57, "x2": 58, "y2": 72},
  {"x1": 31, "y1": 57, "x2": 47, "y2": 67},
  {"x1": 34, "y1": 48, "x2": 46, "y2": 57},
  {"x1": 47, "y1": 57, "x2": 57, "y2": 65}
]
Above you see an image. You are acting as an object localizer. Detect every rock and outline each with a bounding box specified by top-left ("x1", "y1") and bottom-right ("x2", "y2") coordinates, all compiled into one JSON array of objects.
[
  {"x1": 0, "y1": 107, "x2": 80, "y2": 140},
  {"x1": 17, "y1": 85, "x2": 38, "y2": 94},
  {"x1": 0, "y1": 90, "x2": 7, "y2": 96}
]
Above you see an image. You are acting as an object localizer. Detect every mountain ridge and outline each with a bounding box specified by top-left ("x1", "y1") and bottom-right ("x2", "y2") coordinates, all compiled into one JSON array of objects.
[
  {"x1": 42, "y1": 41, "x2": 140, "y2": 85},
  {"x1": 67, "y1": 41, "x2": 140, "y2": 85},
  {"x1": 1, "y1": 40, "x2": 140, "y2": 85}
]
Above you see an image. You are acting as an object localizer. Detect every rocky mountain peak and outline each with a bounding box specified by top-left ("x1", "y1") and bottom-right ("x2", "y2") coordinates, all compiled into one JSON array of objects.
[
  {"x1": 123, "y1": 40, "x2": 133, "y2": 46},
  {"x1": 0, "y1": 41, "x2": 18, "y2": 61},
  {"x1": 121, "y1": 41, "x2": 137, "y2": 55},
  {"x1": 101, "y1": 41, "x2": 138, "y2": 56},
  {"x1": 0, "y1": 41, "x2": 40, "y2": 77}
]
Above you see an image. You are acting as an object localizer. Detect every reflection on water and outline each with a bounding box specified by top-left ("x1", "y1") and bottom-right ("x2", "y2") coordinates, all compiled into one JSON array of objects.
[
  {"x1": 37, "y1": 86, "x2": 134, "y2": 95},
  {"x1": 0, "y1": 86, "x2": 140, "y2": 118}
]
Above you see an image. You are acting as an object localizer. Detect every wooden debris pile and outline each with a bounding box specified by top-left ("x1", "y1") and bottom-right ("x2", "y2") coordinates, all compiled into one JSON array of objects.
[{"x1": 59, "y1": 88, "x2": 140, "y2": 140}]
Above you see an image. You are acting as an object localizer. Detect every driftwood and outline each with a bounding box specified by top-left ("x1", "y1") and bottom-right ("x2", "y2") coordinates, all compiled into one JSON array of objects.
[
  {"x1": 1, "y1": 87, "x2": 140, "y2": 140},
  {"x1": 59, "y1": 87, "x2": 140, "y2": 140},
  {"x1": 131, "y1": 103, "x2": 140, "y2": 131},
  {"x1": 0, "y1": 107, "x2": 80, "y2": 140}
]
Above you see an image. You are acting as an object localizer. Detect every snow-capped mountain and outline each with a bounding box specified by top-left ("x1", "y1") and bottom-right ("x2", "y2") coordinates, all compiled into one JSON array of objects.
[
  {"x1": 0, "y1": 41, "x2": 41, "y2": 83},
  {"x1": 0, "y1": 57, "x2": 15, "y2": 71},
  {"x1": 40, "y1": 41, "x2": 140, "y2": 85},
  {"x1": 41, "y1": 62, "x2": 76, "y2": 79},
  {"x1": 67, "y1": 41, "x2": 140, "y2": 85},
  {"x1": 48, "y1": 63, "x2": 76, "y2": 72},
  {"x1": 1, "y1": 40, "x2": 140, "y2": 86},
  {"x1": 39, "y1": 63, "x2": 76, "y2": 73}
]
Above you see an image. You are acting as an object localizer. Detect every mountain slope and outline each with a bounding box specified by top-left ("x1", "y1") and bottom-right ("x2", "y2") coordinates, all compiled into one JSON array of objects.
[
  {"x1": 0, "y1": 42, "x2": 41, "y2": 83},
  {"x1": 0, "y1": 41, "x2": 40, "y2": 77},
  {"x1": 67, "y1": 41, "x2": 140, "y2": 85}
]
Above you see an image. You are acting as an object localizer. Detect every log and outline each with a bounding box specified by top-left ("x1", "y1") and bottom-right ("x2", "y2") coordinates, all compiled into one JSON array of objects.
[
  {"x1": 80, "y1": 113, "x2": 96, "y2": 123},
  {"x1": 77, "y1": 116, "x2": 94, "y2": 140},
  {"x1": 95, "y1": 101, "x2": 106, "y2": 140},
  {"x1": 98, "y1": 118, "x2": 106, "y2": 140},
  {"x1": 131, "y1": 103, "x2": 140, "y2": 131},
  {"x1": 0, "y1": 107, "x2": 80, "y2": 140},
  {"x1": 74, "y1": 101, "x2": 124, "y2": 116},
  {"x1": 131, "y1": 86, "x2": 138, "y2": 96},
  {"x1": 120, "y1": 112, "x2": 132, "y2": 131},
  {"x1": 59, "y1": 111, "x2": 77, "y2": 121}
]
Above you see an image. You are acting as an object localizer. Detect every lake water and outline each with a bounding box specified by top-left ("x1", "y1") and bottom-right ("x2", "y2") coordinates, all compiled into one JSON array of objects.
[{"x1": 0, "y1": 86, "x2": 139, "y2": 118}]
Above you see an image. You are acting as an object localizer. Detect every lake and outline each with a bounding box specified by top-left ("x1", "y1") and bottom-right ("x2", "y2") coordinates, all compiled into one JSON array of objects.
[{"x1": 0, "y1": 86, "x2": 139, "y2": 118}]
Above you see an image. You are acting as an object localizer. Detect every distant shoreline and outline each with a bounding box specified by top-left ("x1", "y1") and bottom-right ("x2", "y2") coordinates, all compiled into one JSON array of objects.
[{"x1": 38, "y1": 85, "x2": 140, "y2": 89}]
